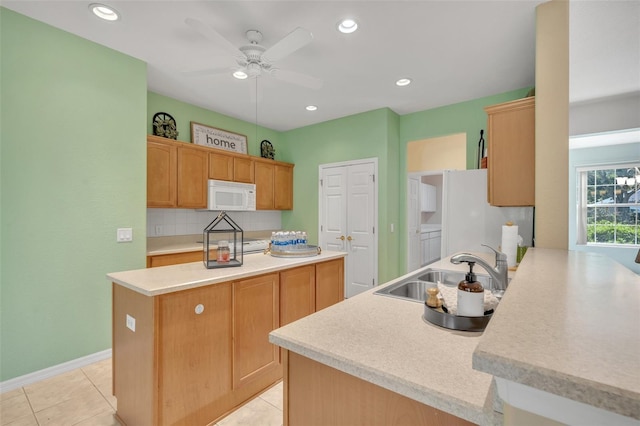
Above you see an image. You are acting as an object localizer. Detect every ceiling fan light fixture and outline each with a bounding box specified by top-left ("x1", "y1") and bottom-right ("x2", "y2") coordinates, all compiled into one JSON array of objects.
[
  {"x1": 89, "y1": 3, "x2": 119, "y2": 21},
  {"x1": 233, "y1": 70, "x2": 248, "y2": 80},
  {"x1": 338, "y1": 19, "x2": 358, "y2": 34},
  {"x1": 306, "y1": 105, "x2": 318, "y2": 111},
  {"x1": 395, "y1": 78, "x2": 412, "y2": 87}
]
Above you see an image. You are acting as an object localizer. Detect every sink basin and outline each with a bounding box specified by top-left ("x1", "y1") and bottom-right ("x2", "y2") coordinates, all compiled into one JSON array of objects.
[{"x1": 374, "y1": 268, "x2": 508, "y2": 303}]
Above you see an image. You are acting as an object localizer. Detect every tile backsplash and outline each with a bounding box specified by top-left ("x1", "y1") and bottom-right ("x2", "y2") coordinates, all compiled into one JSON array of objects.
[{"x1": 147, "y1": 209, "x2": 282, "y2": 237}]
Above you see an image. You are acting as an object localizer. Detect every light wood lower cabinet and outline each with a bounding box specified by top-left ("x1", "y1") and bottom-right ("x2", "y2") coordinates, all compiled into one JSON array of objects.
[
  {"x1": 284, "y1": 351, "x2": 474, "y2": 426},
  {"x1": 113, "y1": 258, "x2": 344, "y2": 426},
  {"x1": 315, "y1": 259, "x2": 344, "y2": 311},
  {"x1": 280, "y1": 265, "x2": 316, "y2": 326},
  {"x1": 232, "y1": 273, "x2": 281, "y2": 389},
  {"x1": 158, "y1": 283, "x2": 232, "y2": 426}
]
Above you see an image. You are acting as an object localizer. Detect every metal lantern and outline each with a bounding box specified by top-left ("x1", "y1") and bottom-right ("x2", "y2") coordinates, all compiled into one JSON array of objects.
[{"x1": 203, "y1": 211, "x2": 243, "y2": 269}]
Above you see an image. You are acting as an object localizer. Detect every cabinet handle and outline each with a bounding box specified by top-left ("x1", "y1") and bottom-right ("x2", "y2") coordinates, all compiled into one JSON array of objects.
[
  {"x1": 347, "y1": 236, "x2": 354, "y2": 242},
  {"x1": 336, "y1": 236, "x2": 345, "y2": 241}
]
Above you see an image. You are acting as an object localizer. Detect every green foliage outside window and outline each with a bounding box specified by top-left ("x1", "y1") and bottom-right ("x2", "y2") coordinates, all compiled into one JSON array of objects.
[{"x1": 585, "y1": 166, "x2": 639, "y2": 245}]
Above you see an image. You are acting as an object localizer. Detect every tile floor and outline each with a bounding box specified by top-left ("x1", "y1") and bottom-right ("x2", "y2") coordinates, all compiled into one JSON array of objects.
[{"x1": 0, "y1": 358, "x2": 283, "y2": 426}]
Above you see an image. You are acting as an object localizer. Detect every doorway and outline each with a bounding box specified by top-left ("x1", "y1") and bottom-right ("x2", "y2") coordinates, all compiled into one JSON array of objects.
[{"x1": 319, "y1": 159, "x2": 378, "y2": 298}]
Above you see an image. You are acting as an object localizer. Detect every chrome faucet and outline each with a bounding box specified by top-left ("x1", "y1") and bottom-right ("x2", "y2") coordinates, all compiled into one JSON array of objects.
[{"x1": 451, "y1": 245, "x2": 509, "y2": 299}]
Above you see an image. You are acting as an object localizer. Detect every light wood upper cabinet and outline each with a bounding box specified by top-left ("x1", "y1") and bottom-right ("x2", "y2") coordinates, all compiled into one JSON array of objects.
[
  {"x1": 147, "y1": 135, "x2": 207, "y2": 209},
  {"x1": 208, "y1": 151, "x2": 234, "y2": 181},
  {"x1": 274, "y1": 164, "x2": 293, "y2": 210},
  {"x1": 254, "y1": 159, "x2": 294, "y2": 210},
  {"x1": 148, "y1": 135, "x2": 292, "y2": 209},
  {"x1": 233, "y1": 157, "x2": 254, "y2": 183},
  {"x1": 232, "y1": 273, "x2": 280, "y2": 389},
  {"x1": 147, "y1": 140, "x2": 177, "y2": 207},
  {"x1": 177, "y1": 146, "x2": 208, "y2": 209},
  {"x1": 484, "y1": 97, "x2": 535, "y2": 206},
  {"x1": 208, "y1": 152, "x2": 254, "y2": 183}
]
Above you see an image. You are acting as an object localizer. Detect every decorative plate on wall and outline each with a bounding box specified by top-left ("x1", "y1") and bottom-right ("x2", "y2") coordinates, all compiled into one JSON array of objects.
[
  {"x1": 152, "y1": 112, "x2": 178, "y2": 140},
  {"x1": 261, "y1": 140, "x2": 275, "y2": 159}
]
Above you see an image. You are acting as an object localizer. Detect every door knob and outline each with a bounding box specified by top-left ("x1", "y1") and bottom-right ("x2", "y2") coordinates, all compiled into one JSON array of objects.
[
  {"x1": 347, "y1": 236, "x2": 354, "y2": 241},
  {"x1": 336, "y1": 236, "x2": 345, "y2": 241}
]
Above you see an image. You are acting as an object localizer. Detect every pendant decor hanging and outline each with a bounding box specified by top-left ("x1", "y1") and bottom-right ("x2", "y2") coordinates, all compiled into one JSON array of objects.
[
  {"x1": 260, "y1": 140, "x2": 275, "y2": 159},
  {"x1": 152, "y1": 112, "x2": 179, "y2": 140}
]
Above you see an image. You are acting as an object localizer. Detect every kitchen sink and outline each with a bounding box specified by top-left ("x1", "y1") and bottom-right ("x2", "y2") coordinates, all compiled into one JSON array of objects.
[{"x1": 374, "y1": 268, "x2": 505, "y2": 303}]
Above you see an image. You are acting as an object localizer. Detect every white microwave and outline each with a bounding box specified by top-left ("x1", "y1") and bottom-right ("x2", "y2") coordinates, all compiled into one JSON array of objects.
[{"x1": 207, "y1": 180, "x2": 256, "y2": 211}]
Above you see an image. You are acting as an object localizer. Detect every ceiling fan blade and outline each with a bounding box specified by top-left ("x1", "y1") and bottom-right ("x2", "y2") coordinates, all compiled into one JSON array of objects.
[
  {"x1": 262, "y1": 27, "x2": 313, "y2": 63},
  {"x1": 185, "y1": 18, "x2": 245, "y2": 60},
  {"x1": 270, "y1": 68, "x2": 323, "y2": 90}
]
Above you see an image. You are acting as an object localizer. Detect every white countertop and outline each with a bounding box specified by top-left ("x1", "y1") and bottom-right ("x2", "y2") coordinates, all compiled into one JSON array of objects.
[
  {"x1": 270, "y1": 248, "x2": 640, "y2": 424},
  {"x1": 270, "y1": 254, "x2": 503, "y2": 425},
  {"x1": 107, "y1": 250, "x2": 346, "y2": 296},
  {"x1": 473, "y1": 248, "x2": 640, "y2": 421}
]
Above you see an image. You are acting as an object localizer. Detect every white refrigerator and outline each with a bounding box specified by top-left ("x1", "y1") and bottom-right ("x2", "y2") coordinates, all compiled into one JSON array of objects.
[{"x1": 440, "y1": 169, "x2": 534, "y2": 258}]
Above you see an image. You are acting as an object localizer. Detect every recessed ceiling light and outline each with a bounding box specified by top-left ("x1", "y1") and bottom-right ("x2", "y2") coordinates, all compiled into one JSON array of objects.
[
  {"x1": 306, "y1": 105, "x2": 318, "y2": 111},
  {"x1": 233, "y1": 70, "x2": 248, "y2": 80},
  {"x1": 89, "y1": 3, "x2": 119, "y2": 21},
  {"x1": 395, "y1": 78, "x2": 412, "y2": 87},
  {"x1": 337, "y1": 18, "x2": 358, "y2": 34}
]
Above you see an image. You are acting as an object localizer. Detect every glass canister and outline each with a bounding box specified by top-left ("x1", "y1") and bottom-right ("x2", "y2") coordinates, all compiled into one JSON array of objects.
[{"x1": 217, "y1": 240, "x2": 230, "y2": 263}]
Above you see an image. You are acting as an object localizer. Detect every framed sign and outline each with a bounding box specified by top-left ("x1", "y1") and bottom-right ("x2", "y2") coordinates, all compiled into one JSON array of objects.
[{"x1": 191, "y1": 121, "x2": 248, "y2": 154}]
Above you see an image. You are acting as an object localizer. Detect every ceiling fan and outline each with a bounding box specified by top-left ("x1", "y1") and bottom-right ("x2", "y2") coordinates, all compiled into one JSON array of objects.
[{"x1": 185, "y1": 18, "x2": 323, "y2": 90}]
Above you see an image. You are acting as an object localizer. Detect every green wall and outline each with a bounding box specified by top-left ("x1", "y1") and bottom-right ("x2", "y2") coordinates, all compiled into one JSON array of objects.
[
  {"x1": 397, "y1": 88, "x2": 532, "y2": 270},
  {"x1": 147, "y1": 92, "x2": 281, "y2": 160},
  {"x1": 280, "y1": 108, "x2": 401, "y2": 283},
  {"x1": 0, "y1": 9, "x2": 147, "y2": 381}
]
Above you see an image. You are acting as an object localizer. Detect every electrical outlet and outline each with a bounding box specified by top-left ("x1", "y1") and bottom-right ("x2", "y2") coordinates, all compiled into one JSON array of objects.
[
  {"x1": 126, "y1": 314, "x2": 136, "y2": 332},
  {"x1": 117, "y1": 228, "x2": 133, "y2": 242},
  {"x1": 155, "y1": 225, "x2": 162, "y2": 236}
]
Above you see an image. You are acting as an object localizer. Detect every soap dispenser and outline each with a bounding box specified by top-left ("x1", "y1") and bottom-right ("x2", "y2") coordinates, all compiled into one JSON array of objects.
[{"x1": 457, "y1": 262, "x2": 484, "y2": 317}]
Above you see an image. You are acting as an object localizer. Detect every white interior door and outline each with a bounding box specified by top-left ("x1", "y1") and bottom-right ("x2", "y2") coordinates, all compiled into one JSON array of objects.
[
  {"x1": 407, "y1": 177, "x2": 421, "y2": 272},
  {"x1": 320, "y1": 160, "x2": 377, "y2": 298}
]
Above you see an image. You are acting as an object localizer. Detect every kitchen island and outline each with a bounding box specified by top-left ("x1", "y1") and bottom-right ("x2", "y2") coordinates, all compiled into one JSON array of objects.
[
  {"x1": 107, "y1": 250, "x2": 346, "y2": 426},
  {"x1": 269, "y1": 248, "x2": 640, "y2": 425}
]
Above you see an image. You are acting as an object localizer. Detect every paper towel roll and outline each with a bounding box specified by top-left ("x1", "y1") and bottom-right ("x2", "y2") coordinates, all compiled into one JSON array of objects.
[{"x1": 501, "y1": 224, "x2": 518, "y2": 268}]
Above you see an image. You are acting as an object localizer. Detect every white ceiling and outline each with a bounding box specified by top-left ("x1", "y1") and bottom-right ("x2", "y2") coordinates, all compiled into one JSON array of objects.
[{"x1": 2, "y1": 1, "x2": 639, "y2": 132}]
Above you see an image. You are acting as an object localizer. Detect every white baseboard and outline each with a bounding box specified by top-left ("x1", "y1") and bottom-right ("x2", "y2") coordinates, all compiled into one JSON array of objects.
[{"x1": 0, "y1": 348, "x2": 112, "y2": 394}]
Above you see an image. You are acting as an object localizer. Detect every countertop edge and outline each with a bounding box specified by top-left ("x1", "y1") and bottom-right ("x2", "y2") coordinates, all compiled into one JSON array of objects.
[
  {"x1": 107, "y1": 251, "x2": 347, "y2": 297},
  {"x1": 472, "y1": 347, "x2": 640, "y2": 420},
  {"x1": 471, "y1": 249, "x2": 640, "y2": 421},
  {"x1": 269, "y1": 331, "x2": 499, "y2": 425}
]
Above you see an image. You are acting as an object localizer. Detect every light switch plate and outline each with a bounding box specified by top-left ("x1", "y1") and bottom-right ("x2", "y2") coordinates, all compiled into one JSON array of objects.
[
  {"x1": 117, "y1": 228, "x2": 133, "y2": 242},
  {"x1": 126, "y1": 314, "x2": 136, "y2": 332}
]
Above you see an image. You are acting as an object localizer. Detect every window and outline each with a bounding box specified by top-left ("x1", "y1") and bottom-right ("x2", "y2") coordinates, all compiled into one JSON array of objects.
[{"x1": 577, "y1": 163, "x2": 639, "y2": 246}]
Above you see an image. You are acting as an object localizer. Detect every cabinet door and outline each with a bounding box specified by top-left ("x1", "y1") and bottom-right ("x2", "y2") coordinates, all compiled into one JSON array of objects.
[
  {"x1": 421, "y1": 238, "x2": 430, "y2": 266},
  {"x1": 280, "y1": 265, "x2": 315, "y2": 326},
  {"x1": 147, "y1": 141, "x2": 177, "y2": 207},
  {"x1": 315, "y1": 259, "x2": 345, "y2": 311},
  {"x1": 209, "y1": 152, "x2": 234, "y2": 181},
  {"x1": 158, "y1": 283, "x2": 232, "y2": 426},
  {"x1": 486, "y1": 97, "x2": 535, "y2": 206},
  {"x1": 428, "y1": 235, "x2": 441, "y2": 263},
  {"x1": 232, "y1": 273, "x2": 280, "y2": 389},
  {"x1": 177, "y1": 146, "x2": 208, "y2": 208},
  {"x1": 254, "y1": 161, "x2": 275, "y2": 210},
  {"x1": 274, "y1": 164, "x2": 293, "y2": 210},
  {"x1": 234, "y1": 157, "x2": 254, "y2": 183}
]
